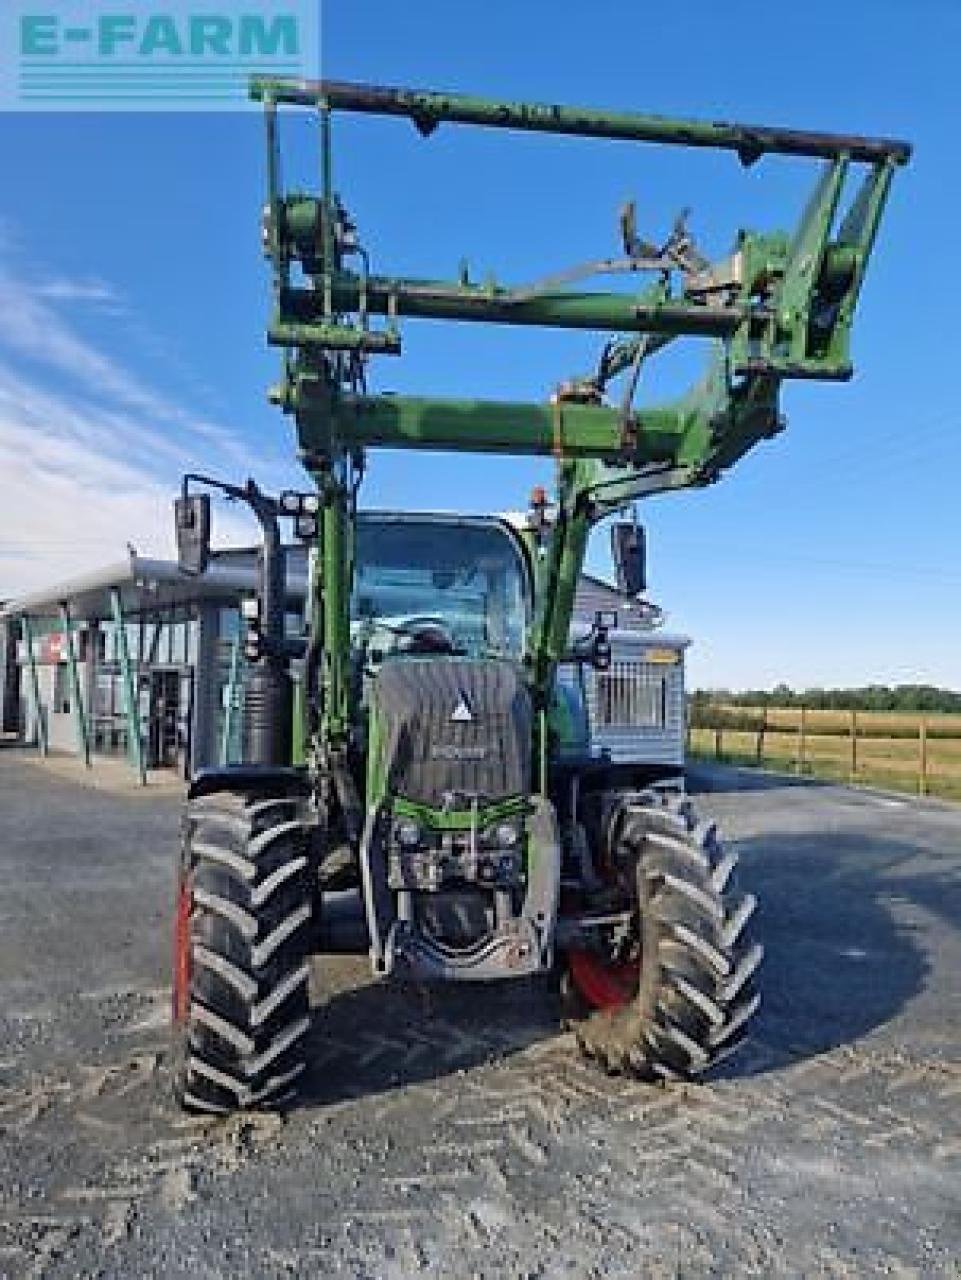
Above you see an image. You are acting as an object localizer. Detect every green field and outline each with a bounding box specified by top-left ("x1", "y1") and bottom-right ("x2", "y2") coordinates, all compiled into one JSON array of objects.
[{"x1": 688, "y1": 707, "x2": 961, "y2": 801}]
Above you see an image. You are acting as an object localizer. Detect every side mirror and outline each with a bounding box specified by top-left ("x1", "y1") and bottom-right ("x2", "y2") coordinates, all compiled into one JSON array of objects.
[
  {"x1": 611, "y1": 521, "x2": 646, "y2": 597},
  {"x1": 174, "y1": 494, "x2": 210, "y2": 577}
]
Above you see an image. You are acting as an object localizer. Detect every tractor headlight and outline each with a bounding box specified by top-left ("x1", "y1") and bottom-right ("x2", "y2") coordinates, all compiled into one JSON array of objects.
[
  {"x1": 395, "y1": 819, "x2": 422, "y2": 849},
  {"x1": 495, "y1": 822, "x2": 521, "y2": 849}
]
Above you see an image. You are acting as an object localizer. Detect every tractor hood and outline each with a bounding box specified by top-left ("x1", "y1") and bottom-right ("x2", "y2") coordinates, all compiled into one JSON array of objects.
[{"x1": 370, "y1": 657, "x2": 532, "y2": 808}]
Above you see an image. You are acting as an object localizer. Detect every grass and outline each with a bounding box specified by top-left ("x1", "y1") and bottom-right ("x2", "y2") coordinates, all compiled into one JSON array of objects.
[{"x1": 688, "y1": 722, "x2": 961, "y2": 803}]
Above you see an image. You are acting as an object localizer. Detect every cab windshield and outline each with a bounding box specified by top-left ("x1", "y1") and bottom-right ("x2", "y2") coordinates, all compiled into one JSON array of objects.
[{"x1": 351, "y1": 516, "x2": 529, "y2": 660}]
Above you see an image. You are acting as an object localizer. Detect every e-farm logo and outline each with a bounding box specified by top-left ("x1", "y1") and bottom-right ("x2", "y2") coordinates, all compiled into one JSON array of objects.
[{"x1": 3, "y1": 2, "x2": 319, "y2": 111}]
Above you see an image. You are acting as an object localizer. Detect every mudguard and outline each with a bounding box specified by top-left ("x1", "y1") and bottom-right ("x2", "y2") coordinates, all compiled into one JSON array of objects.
[{"x1": 187, "y1": 764, "x2": 309, "y2": 801}]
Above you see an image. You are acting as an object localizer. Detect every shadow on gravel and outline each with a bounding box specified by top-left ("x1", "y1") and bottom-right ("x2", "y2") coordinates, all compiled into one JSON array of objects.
[
  {"x1": 297, "y1": 974, "x2": 559, "y2": 1109},
  {"x1": 716, "y1": 830, "x2": 947, "y2": 1079},
  {"x1": 289, "y1": 818, "x2": 948, "y2": 1105},
  {"x1": 687, "y1": 761, "x2": 826, "y2": 795},
  {"x1": 278, "y1": 766, "x2": 952, "y2": 1108}
]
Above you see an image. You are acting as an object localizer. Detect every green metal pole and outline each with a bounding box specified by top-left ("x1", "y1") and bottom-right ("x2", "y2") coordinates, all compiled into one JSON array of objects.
[
  {"x1": 292, "y1": 393, "x2": 681, "y2": 461},
  {"x1": 21, "y1": 616, "x2": 47, "y2": 757},
  {"x1": 109, "y1": 589, "x2": 146, "y2": 786},
  {"x1": 220, "y1": 630, "x2": 242, "y2": 766},
  {"x1": 529, "y1": 463, "x2": 593, "y2": 700},
  {"x1": 319, "y1": 104, "x2": 335, "y2": 305},
  {"x1": 264, "y1": 96, "x2": 280, "y2": 254},
  {"x1": 291, "y1": 673, "x2": 305, "y2": 767},
  {"x1": 59, "y1": 602, "x2": 91, "y2": 768},
  {"x1": 318, "y1": 472, "x2": 351, "y2": 744},
  {"x1": 273, "y1": 281, "x2": 747, "y2": 339},
  {"x1": 250, "y1": 79, "x2": 911, "y2": 167}
]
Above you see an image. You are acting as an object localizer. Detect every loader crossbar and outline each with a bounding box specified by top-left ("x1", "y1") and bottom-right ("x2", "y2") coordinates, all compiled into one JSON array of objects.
[{"x1": 251, "y1": 78, "x2": 910, "y2": 166}]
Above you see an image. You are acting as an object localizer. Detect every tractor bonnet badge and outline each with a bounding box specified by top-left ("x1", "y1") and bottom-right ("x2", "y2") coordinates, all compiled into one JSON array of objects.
[{"x1": 450, "y1": 694, "x2": 473, "y2": 723}]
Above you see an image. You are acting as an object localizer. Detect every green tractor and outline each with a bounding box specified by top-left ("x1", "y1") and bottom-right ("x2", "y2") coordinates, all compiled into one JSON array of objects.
[{"x1": 170, "y1": 79, "x2": 909, "y2": 1112}]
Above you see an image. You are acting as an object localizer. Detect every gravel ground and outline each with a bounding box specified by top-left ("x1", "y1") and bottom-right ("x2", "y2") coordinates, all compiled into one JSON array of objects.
[{"x1": 1, "y1": 750, "x2": 959, "y2": 1278}]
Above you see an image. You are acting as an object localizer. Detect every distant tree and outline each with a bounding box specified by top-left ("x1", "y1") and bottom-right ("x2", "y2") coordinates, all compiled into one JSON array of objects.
[{"x1": 689, "y1": 684, "x2": 961, "y2": 714}]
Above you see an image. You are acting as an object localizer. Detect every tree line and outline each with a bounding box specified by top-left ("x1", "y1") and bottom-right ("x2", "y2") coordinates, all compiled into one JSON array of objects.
[{"x1": 690, "y1": 685, "x2": 961, "y2": 714}]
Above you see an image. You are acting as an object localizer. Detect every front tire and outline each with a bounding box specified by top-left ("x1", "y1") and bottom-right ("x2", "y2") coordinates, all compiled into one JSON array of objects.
[
  {"x1": 172, "y1": 789, "x2": 313, "y2": 1113},
  {"x1": 561, "y1": 793, "x2": 762, "y2": 1081}
]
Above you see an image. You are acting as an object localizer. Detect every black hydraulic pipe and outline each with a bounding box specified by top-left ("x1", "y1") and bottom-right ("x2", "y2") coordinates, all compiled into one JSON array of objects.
[{"x1": 258, "y1": 510, "x2": 286, "y2": 663}]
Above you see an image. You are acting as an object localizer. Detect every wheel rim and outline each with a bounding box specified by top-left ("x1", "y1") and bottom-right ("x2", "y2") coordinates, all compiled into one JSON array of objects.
[
  {"x1": 567, "y1": 828, "x2": 643, "y2": 1012},
  {"x1": 567, "y1": 948, "x2": 637, "y2": 1010},
  {"x1": 172, "y1": 874, "x2": 192, "y2": 1025}
]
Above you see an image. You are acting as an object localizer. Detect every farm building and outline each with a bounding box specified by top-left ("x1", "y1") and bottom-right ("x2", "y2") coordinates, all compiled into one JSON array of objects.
[{"x1": 0, "y1": 533, "x2": 689, "y2": 783}]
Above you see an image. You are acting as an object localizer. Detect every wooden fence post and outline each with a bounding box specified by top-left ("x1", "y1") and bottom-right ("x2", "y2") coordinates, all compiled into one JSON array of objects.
[
  {"x1": 850, "y1": 710, "x2": 858, "y2": 780},
  {"x1": 919, "y1": 718, "x2": 928, "y2": 797},
  {"x1": 756, "y1": 708, "x2": 766, "y2": 766},
  {"x1": 715, "y1": 727, "x2": 722, "y2": 760},
  {"x1": 797, "y1": 706, "x2": 806, "y2": 776}
]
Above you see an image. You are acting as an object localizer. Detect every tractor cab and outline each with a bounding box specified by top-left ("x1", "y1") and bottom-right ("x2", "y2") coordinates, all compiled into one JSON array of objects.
[{"x1": 350, "y1": 512, "x2": 531, "y2": 670}]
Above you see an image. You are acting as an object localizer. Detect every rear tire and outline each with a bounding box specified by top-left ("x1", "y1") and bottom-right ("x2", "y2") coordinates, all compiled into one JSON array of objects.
[
  {"x1": 172, "y1": 789, "x2": 313, "y2": 1113},
  {"x1": 561, "y1": 792, "x2": 762, "y2": 1081}
]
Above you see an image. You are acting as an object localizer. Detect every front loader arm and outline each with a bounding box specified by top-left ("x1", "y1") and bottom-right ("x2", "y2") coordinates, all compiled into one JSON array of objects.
[
  {"x1": 523, "y1": 152, "x2": 901, "y2": 687},
  {"x1": 266, "y1": 80, "x2": 905, "y2": 483},
  {"x1": 525, "y1": 348, "x2": 780, "y2": 703},
  {"x1": 251, "y1": 78, "x2": 909, "y2": 751}
]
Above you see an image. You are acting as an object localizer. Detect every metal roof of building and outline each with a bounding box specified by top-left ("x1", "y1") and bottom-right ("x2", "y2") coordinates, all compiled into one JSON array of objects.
[
  {"x1": 1, "y1": 547, "x2": 684, "y2": 643},
  {"x1": 0, "y1": 550, "x2": 308, "y2": 623}
]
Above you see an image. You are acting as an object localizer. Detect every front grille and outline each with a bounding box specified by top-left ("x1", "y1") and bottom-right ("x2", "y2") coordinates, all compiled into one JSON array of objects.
[
  {"x1": 594, "y1": 661, "x2": 668, "y2": 728},
  {"x1": 372, "y1": 658, "x2": 532, "y2": 805}
]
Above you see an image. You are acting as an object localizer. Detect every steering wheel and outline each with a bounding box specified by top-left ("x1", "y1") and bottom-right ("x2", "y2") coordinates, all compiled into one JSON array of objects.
[{"x1": 392, "y1": 615, "x2": 460, "y2": 654}]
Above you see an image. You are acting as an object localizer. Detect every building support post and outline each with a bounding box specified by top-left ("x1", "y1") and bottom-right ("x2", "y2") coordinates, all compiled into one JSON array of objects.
[
  {"x1": 59, "y1": 601, "x2": 91, "y2": 768},
  {"x1": 192, "y1": 604, "x2": 220, "y2": 771},
  {"x1": 21, "y1": 616, "x2": 48, "y2": 757},
  {"x1": 220, "y1": 631, "x2": 241, "y2": 765},
  {"x1": 110, "y1": 589, "x2": 146, "y2": 786}
]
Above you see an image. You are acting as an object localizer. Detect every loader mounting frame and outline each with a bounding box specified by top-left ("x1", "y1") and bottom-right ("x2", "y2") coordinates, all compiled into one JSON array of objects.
[{"x1": 247, "y1": 76, "x2": 908, "y2": 760}]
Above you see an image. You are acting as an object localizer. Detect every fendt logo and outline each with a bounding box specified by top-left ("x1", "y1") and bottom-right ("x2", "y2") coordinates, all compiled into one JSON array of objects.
[{"x1": 2, "y1": 3, "x2": 319, "y2": 111}]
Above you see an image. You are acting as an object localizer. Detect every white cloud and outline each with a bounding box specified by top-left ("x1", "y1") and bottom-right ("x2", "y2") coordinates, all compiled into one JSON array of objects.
[
  {"x1": 0, "y1": 265, "x2": 228, "y2": 443},
  {"x1": 0, "y1": 411, "x2": 253, "y2": 594},
  {"x1": 32, "y1": 277, "x2": 122, "y2": 308},
  {"x1": 0, "y1": 251, "x2": 296, "y2": 600}
]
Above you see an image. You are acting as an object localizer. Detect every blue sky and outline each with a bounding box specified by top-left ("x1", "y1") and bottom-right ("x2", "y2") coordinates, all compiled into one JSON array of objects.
[{"x1": 0, "y1": 0, "x2": 957, "y2": 689}]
